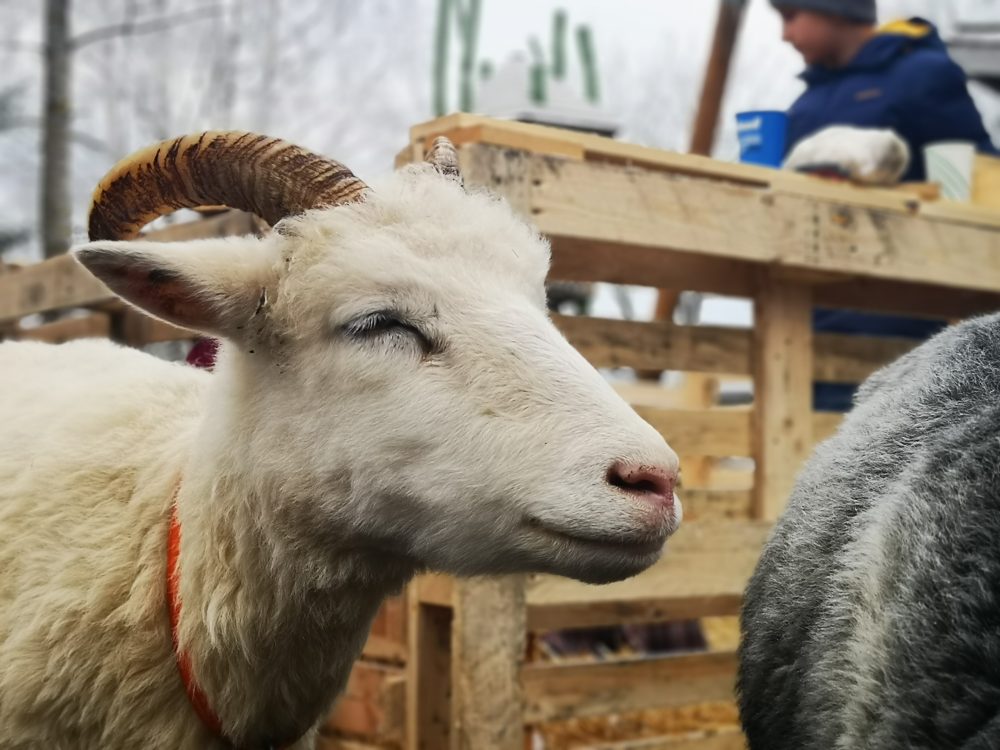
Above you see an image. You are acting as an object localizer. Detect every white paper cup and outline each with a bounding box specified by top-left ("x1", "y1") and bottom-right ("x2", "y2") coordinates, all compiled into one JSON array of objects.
[{"x1": 925, "y1": 141, "x2": 976, "y2": 201}]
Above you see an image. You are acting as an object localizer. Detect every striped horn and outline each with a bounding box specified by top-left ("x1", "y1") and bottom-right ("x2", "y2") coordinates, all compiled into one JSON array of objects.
[
  {"x1": 425, "y1": 136, "x2": 461, "y2": 182},
  {"x1": 88, "y1": 131, "x2": 369, "y2": 241}
]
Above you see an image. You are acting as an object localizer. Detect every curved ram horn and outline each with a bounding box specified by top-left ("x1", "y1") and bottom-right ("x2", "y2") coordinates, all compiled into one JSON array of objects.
[
  {"x1": 88, "y1": 131, "x2": 369, "y2": 241},
  {"x1": 425, "y1": 136, "x2": 462, "y2": 182}
]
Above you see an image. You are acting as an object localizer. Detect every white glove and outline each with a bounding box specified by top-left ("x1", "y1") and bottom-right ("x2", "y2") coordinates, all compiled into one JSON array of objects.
[{"x1": 783, "y1": 126, "x2": 911, "y2": 185}]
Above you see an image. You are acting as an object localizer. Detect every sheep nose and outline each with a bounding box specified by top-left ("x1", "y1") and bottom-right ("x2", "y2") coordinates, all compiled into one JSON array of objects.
[{"x1": 606, "y1": 461, "x2": 677, "y2": 511}]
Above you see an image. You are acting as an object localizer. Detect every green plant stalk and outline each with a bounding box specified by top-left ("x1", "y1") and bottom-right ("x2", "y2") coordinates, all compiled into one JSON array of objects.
[
  {"x1": 432, "y1": 0, "x2": 453, "y2": 116},
  {"x1": 456, "y1": 0, "x2": 482, "y2": 112},
  {"x1": 576, "y1": 24, "x2": 599, "y2": 103},
  {"x1": 528, "y1": 35, "x2": 547, "y2": 105},
  {"x1": 551, "y1": 9, "x2": 567, "y2": 80}
]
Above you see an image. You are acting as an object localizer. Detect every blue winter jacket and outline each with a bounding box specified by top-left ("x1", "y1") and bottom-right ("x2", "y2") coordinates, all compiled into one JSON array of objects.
[
  {"x1": 785, "y1": 19, "x2": 998, "y2": 411},
  {"x1": 786, "y1": 18, "x2": 998, "y2": 182}
]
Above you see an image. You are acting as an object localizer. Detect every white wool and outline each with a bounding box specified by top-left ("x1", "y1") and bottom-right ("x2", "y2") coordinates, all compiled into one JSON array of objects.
[
  {"x1": 784, "y1": 126, "x2": 911, "y2": 185},
  {"x1": 0, "y1": 165, "x2": 679, "y2": 747}
]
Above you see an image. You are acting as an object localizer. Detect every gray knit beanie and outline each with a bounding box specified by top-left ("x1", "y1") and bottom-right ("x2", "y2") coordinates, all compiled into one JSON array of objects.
[{"x1": 770, "y1": 0, "x2": 876, "y2": 24}]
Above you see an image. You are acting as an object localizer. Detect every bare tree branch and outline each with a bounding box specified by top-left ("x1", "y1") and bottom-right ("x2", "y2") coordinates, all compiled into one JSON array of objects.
[{"x1": 70, "y1": 5, "x2": 221, "y2": 51}]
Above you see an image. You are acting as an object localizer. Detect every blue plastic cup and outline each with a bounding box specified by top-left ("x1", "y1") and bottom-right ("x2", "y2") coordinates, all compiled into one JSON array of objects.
[{"x1": 736, "y1": 110, "x2": 789, "y2": 167}]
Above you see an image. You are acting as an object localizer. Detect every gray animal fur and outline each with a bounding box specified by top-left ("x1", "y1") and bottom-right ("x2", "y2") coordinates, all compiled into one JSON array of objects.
[{"x1": 739, "y1": 314, "x2": 1000, "y2": 749}]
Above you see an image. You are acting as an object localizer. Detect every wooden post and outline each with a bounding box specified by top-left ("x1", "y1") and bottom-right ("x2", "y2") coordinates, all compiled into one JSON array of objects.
[
  {"x1": 677, "y1": 374, "x2": 723, "y2": 488},
  {"x1": 752, "y1": 274, "x2": 813, "y2": 520},
  {"x1": 450, "y1": 576, "x2": 527, "y2": 750},
  {"x1": 406, "y1": 596, "x2": 453, "y2": 750},
  {"x1": 689, "y1": 0, "x2": 749, "y2": 156},
  {"x1": 652, "y1": 0, "x2": 749, "y2": 326}
]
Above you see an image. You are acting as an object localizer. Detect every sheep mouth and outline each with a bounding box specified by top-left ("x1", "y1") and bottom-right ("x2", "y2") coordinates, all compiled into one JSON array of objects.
[{"x1": 522, "y1": 517, "x2": 667, "y2": 557}]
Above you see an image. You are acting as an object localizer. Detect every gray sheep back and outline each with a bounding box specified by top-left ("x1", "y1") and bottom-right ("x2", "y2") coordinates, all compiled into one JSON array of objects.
[{"x1": 739, "y1": 314, "x2": 1000, "y2": 749}]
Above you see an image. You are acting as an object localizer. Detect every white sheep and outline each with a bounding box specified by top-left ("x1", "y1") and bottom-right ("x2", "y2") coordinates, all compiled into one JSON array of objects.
[{"x1": 0, "y1": 132, "x2": 680, "y2": 748}]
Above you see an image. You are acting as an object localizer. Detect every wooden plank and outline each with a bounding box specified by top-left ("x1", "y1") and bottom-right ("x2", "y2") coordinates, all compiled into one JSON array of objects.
[
  {"x1": 581, "y1": 142, "x2": 771, "y2": 187},
  {"x1": 670, "y1": 373, "x2": 722, "y2": 486},
  {"x1": 919, "y1": 198, "x2": 1000, "y2": 230},
  {"x1": 406, "y1": 602, "x2": 452, "y2": 750},
  {"x1": 557, "y1": 315, "x2": 916, "y2": 383},
  {"x1": 580, "y1": 729, "x2": 747, "y2": 750},
  {"x1": 813, "y1": 275, "x2": 1000, "y2": 320},
  {"x1": 413, "y1": 115, "x2": 999, "y2": 222},
  {"x1": 418, "y1": 128, "x2": 1000, "y2": 306},
  {"x1": 414, "y1": 573, "x2": 453, "y2": 607},
  {"x1": 395, "y1": 141, "x2": 424, "y2": 169},
  {"x1": 144, "y1": 209, "x2": 264, "y2": 241},
  {"x1": 476, "y1": 122, "x2": 587, "y2": 160},
  {"x1": 0, "y1": 252, "x2": 113, "y2": 324},
  {"x1": 410, "y1": 114, "x2": 777, "y2": 187},
  {"x1": 614, "y1": 382, "x2": 711, "y2": 411},
  {"x1": 699, "y1": 464, "x2": 754, "y2": 491},
  {"x1": 528, "y1": 593, "x2": 744, "y2": 632},
  {"x1": 973, "y1": 154, "x2": 1000, "y2": 211},
  {"x1": 416, "y1": 114, "x2": 995, "y2": 229},
  {"x1": 555, "y1": 315, "x2": 748, "y2": 375},
  {"x1": 461, "y1": 144, "x2": 1000, "y2": 319},
  {"x1": 635, "y1": 408, "x2": 751, "y2": 457},
  {"x1": 631, "y1": 406, "x2": 837, "y2": 459},
  {"x1": 415, "y1": 122, "x2": 586, "y2": 161},
  {"x1": 527, "y1": 154, "x2": 780, "y2": 267},
  {"x1": 769, "y1": 192, "x2": 1000, "y2": 292},
  {"x1": 361, "y1": 633, "x2": 408, "y2": 665},
  {"x1": 678, "y1": 489, "x2": 752, "y2": 521},
  {"x1": 323, "y1": 661, "x2": 404, "y2": 744},
  {"x1": 368, "y1": 594, "x2": 407, "y2": 643},
  {"x1": 894, "y1": 182, "x2": 941, "y2": 202},
  {"x1": 812, "y1": 331, "x2": 917, "y2": 383},
  {"x1": 0, "y1": 212, "x2": 262, "y2": 325},
  {"x1": 768, "y1": 171, "x2": 918, "y2": 214},
  {"x1": 13, "y1": 312, "x2": 111, "y2": 343},
  {"x1": 451, "y1": 577, "x2": 527, "y2": 750},
  {"x1": 521, "y1": 651, "x2": 738, "y2": 724},
  {"x1": 411, "y1": 114, "x2": 598, "y2": 163},
  {"x1": 380, "y1": 594, "x2": 407, "y2": 650},
  {"x1": 549, "y1": 237, "x2": 757, "y2": 297},
  {"x1": 752, "y1": 278, "x2": 813, "y2": 520},
  {"x1": 462, "y1": 145, "x2": 1000, "y2": 295},
  {"x1": 549, "y1": 235, "x2": 1000, "y2": 320},
  {"x1": 410, "y1": 112, "x2": 487, "y2": 141},
  {"x1": 314, "y1": 736, "x2": 382, "y2": 750},
  {"x1": 525, "y1": 521, "x2": 771, "y2": 631}
]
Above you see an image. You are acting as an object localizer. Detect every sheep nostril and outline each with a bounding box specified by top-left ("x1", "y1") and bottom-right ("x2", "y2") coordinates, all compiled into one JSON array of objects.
[{"x1": 606, "y1": 462, "x2": 677, "y2": 510}]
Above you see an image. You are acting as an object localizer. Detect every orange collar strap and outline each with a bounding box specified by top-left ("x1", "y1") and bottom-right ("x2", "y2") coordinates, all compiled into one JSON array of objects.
[
  {"x1": 167, "y1": 502, "x2": 227, "y2": 738},
  {"x1": 166, "y1": 495, "x2": 293, "y2": 750}
]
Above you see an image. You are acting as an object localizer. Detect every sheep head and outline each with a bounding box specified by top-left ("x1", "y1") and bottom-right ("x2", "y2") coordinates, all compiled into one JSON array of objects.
[{"x1": 73, "y1": 131, "x2": 680, "y2": 585}]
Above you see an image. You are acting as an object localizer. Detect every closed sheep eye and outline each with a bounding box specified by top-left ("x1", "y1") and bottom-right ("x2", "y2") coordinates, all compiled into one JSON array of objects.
[{"x1": 343, "y1": 310, "x2": 433, "y2": 353}]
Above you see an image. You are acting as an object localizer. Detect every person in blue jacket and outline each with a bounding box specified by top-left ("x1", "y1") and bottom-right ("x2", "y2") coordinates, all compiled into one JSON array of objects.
[{"x1": 770, "y1": 0, "x2": 999, "y2": 410}]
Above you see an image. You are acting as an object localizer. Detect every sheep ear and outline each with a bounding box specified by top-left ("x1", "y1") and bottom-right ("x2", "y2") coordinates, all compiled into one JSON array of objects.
[{"x1": 73, "y1": 236, "x2": 276, "y2": 340}]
